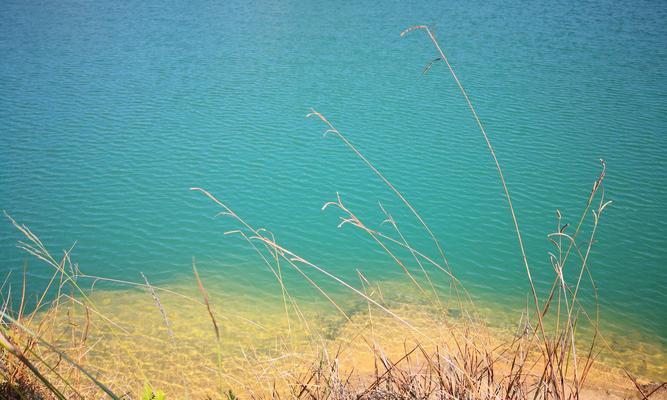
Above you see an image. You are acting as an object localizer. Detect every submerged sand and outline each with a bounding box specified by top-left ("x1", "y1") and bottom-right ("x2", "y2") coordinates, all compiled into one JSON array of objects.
[{"x1": 35, "y1": 276, "x2": 666, "y2": 398}]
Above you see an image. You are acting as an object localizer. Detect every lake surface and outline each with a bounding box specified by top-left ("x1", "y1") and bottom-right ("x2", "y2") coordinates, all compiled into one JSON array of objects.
[{"x1": 1, "y1": 0, "x2": 666, "y2": 382}]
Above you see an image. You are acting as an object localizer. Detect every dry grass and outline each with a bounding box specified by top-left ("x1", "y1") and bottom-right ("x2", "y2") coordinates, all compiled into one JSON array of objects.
[{"x1": 1, "y1": 24, "x2": 662, "y2": 400}]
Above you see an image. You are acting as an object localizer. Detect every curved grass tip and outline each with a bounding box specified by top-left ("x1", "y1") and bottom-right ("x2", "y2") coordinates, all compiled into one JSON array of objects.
[{"x1": 400, "y1": 25, "x2": 428, "y2": 37}]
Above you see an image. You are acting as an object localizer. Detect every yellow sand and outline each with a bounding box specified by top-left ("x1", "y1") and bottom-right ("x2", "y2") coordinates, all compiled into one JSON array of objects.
[{"x1": 38, "y1": 277, "x2": 666, "y2": 398}]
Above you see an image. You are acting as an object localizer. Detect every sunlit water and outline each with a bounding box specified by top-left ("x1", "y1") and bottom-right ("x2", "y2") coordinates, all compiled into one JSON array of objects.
[
  {"x1": 1, "y1": 0, "x2": 666, "y2": 389},
  {"x1": 38, "y1": 279, "x2": 667, "y2": 397}
]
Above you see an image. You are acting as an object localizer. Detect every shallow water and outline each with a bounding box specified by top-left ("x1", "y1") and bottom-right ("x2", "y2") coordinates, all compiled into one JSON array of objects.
[
  {"x1": 1, "y1": 0, "x2": 666, "y2": 386},
  {"x1": 41, "y1": 279, "x2": 666, "y2": 397}
]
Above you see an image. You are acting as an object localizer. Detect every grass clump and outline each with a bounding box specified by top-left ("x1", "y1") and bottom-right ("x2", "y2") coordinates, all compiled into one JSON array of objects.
[
  {"x1": 1, "y1": 24, "x2": 662, "y2": 400},
  {"x1": 141, "y1": 384, "x2": 166, "y2": 400}
]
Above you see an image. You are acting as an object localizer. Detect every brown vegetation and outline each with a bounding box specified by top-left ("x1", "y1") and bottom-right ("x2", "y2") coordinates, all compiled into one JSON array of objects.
[{"x1": 1, "y1": 25, "x2": 663, "y2": 400}]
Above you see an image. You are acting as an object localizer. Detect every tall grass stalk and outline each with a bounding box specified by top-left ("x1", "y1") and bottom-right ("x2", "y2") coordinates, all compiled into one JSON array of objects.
[{"x1": 1, "y1": 23, "x2": 651, "y2": 400}]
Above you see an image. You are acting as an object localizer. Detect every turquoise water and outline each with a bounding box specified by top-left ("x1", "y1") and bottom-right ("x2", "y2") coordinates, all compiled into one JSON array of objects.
[{"x1": 1, "y1": 0, "x2": 666, "y2": 365}]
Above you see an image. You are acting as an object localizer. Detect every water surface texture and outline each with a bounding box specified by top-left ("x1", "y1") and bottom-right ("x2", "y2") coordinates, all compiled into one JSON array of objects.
[{"x1": 1, "y1": 0, "x2": 666, "y2": 378}]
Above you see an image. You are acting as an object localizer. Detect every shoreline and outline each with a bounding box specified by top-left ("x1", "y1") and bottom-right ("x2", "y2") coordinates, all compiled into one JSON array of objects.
[{"x1": 21, "y1": 280, "x2": 664, "y2": 397}]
